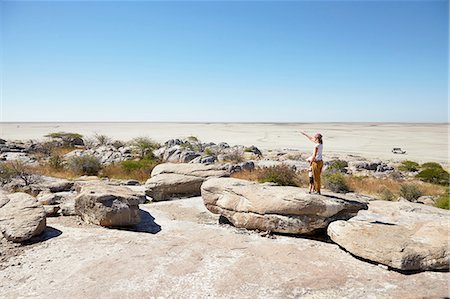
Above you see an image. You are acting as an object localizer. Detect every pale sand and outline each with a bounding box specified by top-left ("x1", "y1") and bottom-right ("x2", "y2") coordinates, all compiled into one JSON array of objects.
[{"x1": 0, "y1": 122, "x2": 448, "y2": 164}]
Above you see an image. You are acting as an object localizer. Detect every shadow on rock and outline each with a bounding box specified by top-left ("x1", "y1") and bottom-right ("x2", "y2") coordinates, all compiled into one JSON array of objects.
[
  {"x1": 115, "y1": 209, "x2": 162, "y2": 234},
  {"x1": 24, "y1": 226, "x2": 63, "y2": 244}
]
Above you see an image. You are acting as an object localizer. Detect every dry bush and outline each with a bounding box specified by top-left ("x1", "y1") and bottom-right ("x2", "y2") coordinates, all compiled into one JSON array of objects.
[
  {"x1": 231, "y1": 165, "x2": 307, "y2": 187},
  {"x1": 0, "y1": 161, "x2": 41, "y2": 186}
]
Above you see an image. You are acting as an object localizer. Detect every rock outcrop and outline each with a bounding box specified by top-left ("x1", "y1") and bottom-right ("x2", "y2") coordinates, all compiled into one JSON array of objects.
[
  {"x1": 0, "y1": 192, "x2": 46, "y2": 242},
  {"x1": 327, "y1": 200, "x2": 450, "y2": 271},
  {"x1": 201, "y1": 178, "x2": 367, "y2": 234},
  {"x1": 145, "y1": 163, "x2": 230, "y2": 201},
  {"x1": 74, "y1": 182, "x2": 142, "y2": 226}
]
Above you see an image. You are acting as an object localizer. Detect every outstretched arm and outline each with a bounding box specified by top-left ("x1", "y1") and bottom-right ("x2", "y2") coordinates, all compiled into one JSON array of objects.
[{"x1": 300, "y1": 131, "x2": 315, "y2": 143}]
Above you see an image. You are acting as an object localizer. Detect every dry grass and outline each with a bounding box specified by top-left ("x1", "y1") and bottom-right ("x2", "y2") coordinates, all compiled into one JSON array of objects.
[
  {"x1": 346, "y1": 176, "x2": 446, "y2": 198},
  {"x1": 29, "y1": 164, "x2": 79, "y2": 180},
  {"x1": 101, "y1": 164, "x2": 152, "y2": 182}
]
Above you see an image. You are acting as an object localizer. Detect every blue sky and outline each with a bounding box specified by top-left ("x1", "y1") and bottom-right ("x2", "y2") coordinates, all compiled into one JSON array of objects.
[{"x1": 1, "y1": 0, "x2": 448, "y2": 122}]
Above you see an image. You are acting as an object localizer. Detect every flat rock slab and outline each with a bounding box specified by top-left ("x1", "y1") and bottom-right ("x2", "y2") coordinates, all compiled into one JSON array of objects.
[
  {"x1": 75, "y1": 182, "x2": 142, "y2": 227},
  {"x1": 0, "y1": 192, "x2": 46, "y2": 242},
  {"x1": 145, "y1": 163, "x2": 230, "y2": 201},
  {"x1": 2, "y1": 197, "x2": 447, "y2": 298},
  {"x1": 201, "y1": 178, "x2": 367, "y2": 234},
  {"x1": 327, "y1": 200, "x2": 450, "y2": 271}
]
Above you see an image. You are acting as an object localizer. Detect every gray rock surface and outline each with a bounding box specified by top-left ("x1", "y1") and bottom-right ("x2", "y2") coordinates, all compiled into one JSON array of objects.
[
  {"x1": 327, "y1": 200, "x2": 450, "y2": 271},
  {"x1": 0, "y1": 192, "x2": 46, "y2": 242},
  {"x1": 145, "y1": 163, "x2": 230, "y2": 201},
  {"x1": 201, "y1": 178, "x2": 367, "y2": 234},
  {"x1": 75, "y1": 182, "x2": 142, "y2": 226}
]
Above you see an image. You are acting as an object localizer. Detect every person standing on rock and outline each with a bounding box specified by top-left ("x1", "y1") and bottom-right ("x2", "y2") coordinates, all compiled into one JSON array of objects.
[{"x1": 301, "y1": 131, "x2": 323, "y2": 194}]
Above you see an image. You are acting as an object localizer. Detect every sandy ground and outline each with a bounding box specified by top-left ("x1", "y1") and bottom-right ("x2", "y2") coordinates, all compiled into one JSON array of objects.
[
  {"x1": 0, "y1": 122, "x2": 448, "y2": 164},
  {"x1": 0, "y1": 197, "x2": 448, "y2": 299}
]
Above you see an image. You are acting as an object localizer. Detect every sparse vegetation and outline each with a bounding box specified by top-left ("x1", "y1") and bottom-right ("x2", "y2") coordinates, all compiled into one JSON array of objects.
[
  {"x1": 204, "y1": 148, "x2": 214, "y2": 156},
  {"x1": 416, "y1": 162, "x2": 449, "y2": 186},
  {"x1": 186, "y1": 136, "x2": 199, "y2": 143},
  {"x1": 327, "y1": 160, "x2": 348, "y2": 173},
  {"x1": 49, "y1": 154, "x2": 64, "y2": 170},
  {"x1": 256, "y1": 165, "x2": 299, "y2": 186},
  {"x1": 222, "y1": 149, "x2": 244, "y2": 163},
  {"x1": 377, "y1": 186, "x2": 395, "y2": 201},
  {"x1": 66, "y1": 155, "x2": 102, "y2": 176},
  {"x1": 45, "y1": 132, "x2": 83, "y2": 139},
  {"x1": 132, "y1": 137, "x2": 160, "y2": 158},
  {"x1": 94, "y1": 133, "x2": 111, "y2": 146},
  {"x1": 434, "y1": 194, "x2": 450, "y2": 210},
  {"x1": 323, "y1": 172, "x2": 349, "y2": 193},
  {"x1": 231, "y1": 165, "x2": 304, "y2": 187},
  {"x1": 400, "y1": 184, "x2": 423, "y2": 201},
  {"x1": 398, "y1": 160, "x2": 420, "y2": 172},
  {"x1": 0, "y1": 161, "x2": 40, "y2": 186}
]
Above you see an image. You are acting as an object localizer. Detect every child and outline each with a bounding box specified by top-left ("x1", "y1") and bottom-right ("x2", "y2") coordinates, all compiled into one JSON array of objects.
[{"x1": 308, "y1": 166, "x2": 314, "y2": 194}]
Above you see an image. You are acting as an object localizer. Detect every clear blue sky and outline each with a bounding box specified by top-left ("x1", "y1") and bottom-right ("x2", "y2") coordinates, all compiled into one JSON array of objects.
[{"x1": 1, "y1": 0, "x2": 448, "y2": 122}]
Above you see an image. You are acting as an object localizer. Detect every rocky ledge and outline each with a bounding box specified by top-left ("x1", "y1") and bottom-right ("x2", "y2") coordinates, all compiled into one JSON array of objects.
[
  {"x1": 327, "y1": 200, "x2": 450, "y2": 271},
  {"x1": 201, "y1": 177, "x2": 368, "y2": 234}
]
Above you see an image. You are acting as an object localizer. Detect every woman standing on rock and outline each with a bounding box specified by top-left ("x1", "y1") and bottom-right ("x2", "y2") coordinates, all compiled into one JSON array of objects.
[{"x1": 301, "y1": 131, "x2": 323, "y2": 194}]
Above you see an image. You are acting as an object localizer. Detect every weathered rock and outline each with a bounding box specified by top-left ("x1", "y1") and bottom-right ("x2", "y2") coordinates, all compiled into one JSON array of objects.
[
  {"x1": 145, "y1": 173, "x2": 205, "y2": 201},
  {"x1": 0, "y1": 193, "x2": 46, "y2": 242},
  {"x1": 416, "y1": 196, "x2": 436, "y2": 206},
  {"x1": 47, "y1": 180, "x2": 74, "y2": 192},
  {"x1": 201, "y1": 178, "x2": 367, "y2": 234},
  {"x1": 43, "y1": 205, "x2": 60, "y2": 217},
  {"x1": 37, "y1": 192, "x2": 62, "y2": 205},
  {"x1": 0, "y1": 192, "x2": 9, "y2": 208},
  {"x1": 74, "y1": 182, "x2": 142, "y2": 226},
  {"x1": 60, "y1": 200, "x2": 76, "y2": 216},
  {"x1": 145, "y1": 163, "x2": 230, "y2": 201},
  {"x1": 327, "y1": 200, "x2": 450, "y2": 271}
]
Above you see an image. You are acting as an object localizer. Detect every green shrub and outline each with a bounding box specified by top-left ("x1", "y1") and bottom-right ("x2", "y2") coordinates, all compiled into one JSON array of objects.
[
  {"x1": 421, "y1": 162, "x2": 443, "y2": 170},
  {"x1": 132, "y1": 137, "x2": 160, "y2": 158},
  {"x1": 398, "y1": 160, "x2": 420, "y2": 172},
  {"x1": 121, "y1": 159, "x2": 155, "y2": 173},
  {"x1": 416, "y1": 164, "x2": 449, "y2": 186},
  {"x1": 434, "y1": 195, "x2": 450, "y2": 210},
  {"x1": 399, "y1": 184, "x2": 423, "y2": 201},
  {"x1": 377, "y1": 186, "x2": 395, "y2": 201},
  {"x1": 256, "y1": 165, "x2": 298, "y2": 186},
  {"x1": 327, "y1": 160, "x2": 348, "y2": 173},
  {"x1": 66, "y1": 155, "x2": 101, "y2": 176},
  {"x1": 323, "y1": 172, "x2": 349, "y2": 193},
  {"x1": 204, "y1": 148, "x2": 214, "y2": 156},
  {"x1": 49, "y1": 154, "x2": 64, "y2": 170}
]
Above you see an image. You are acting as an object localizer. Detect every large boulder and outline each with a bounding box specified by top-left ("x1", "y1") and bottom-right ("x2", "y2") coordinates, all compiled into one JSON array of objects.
[
  {"x1": 74, "y1": 182, "x2": 142, "y2": 226},
  {"x1": 0, "y1": 192, "x2": 46, "y2": 242},
  {"x1": 327, "y1": 200, "x2": 450, "y2": 271},
  {"x1": 201, "y1": 178, "x2": 367, "y2": 234},
  {"x1": 145, "y1": 163, "x2": 230, "y2": 201}
]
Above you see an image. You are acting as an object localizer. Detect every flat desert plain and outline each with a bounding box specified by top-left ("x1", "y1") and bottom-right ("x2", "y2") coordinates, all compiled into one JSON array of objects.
[{"x1": 0, "y1": 122, "x2": 447, "y2": 164}]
